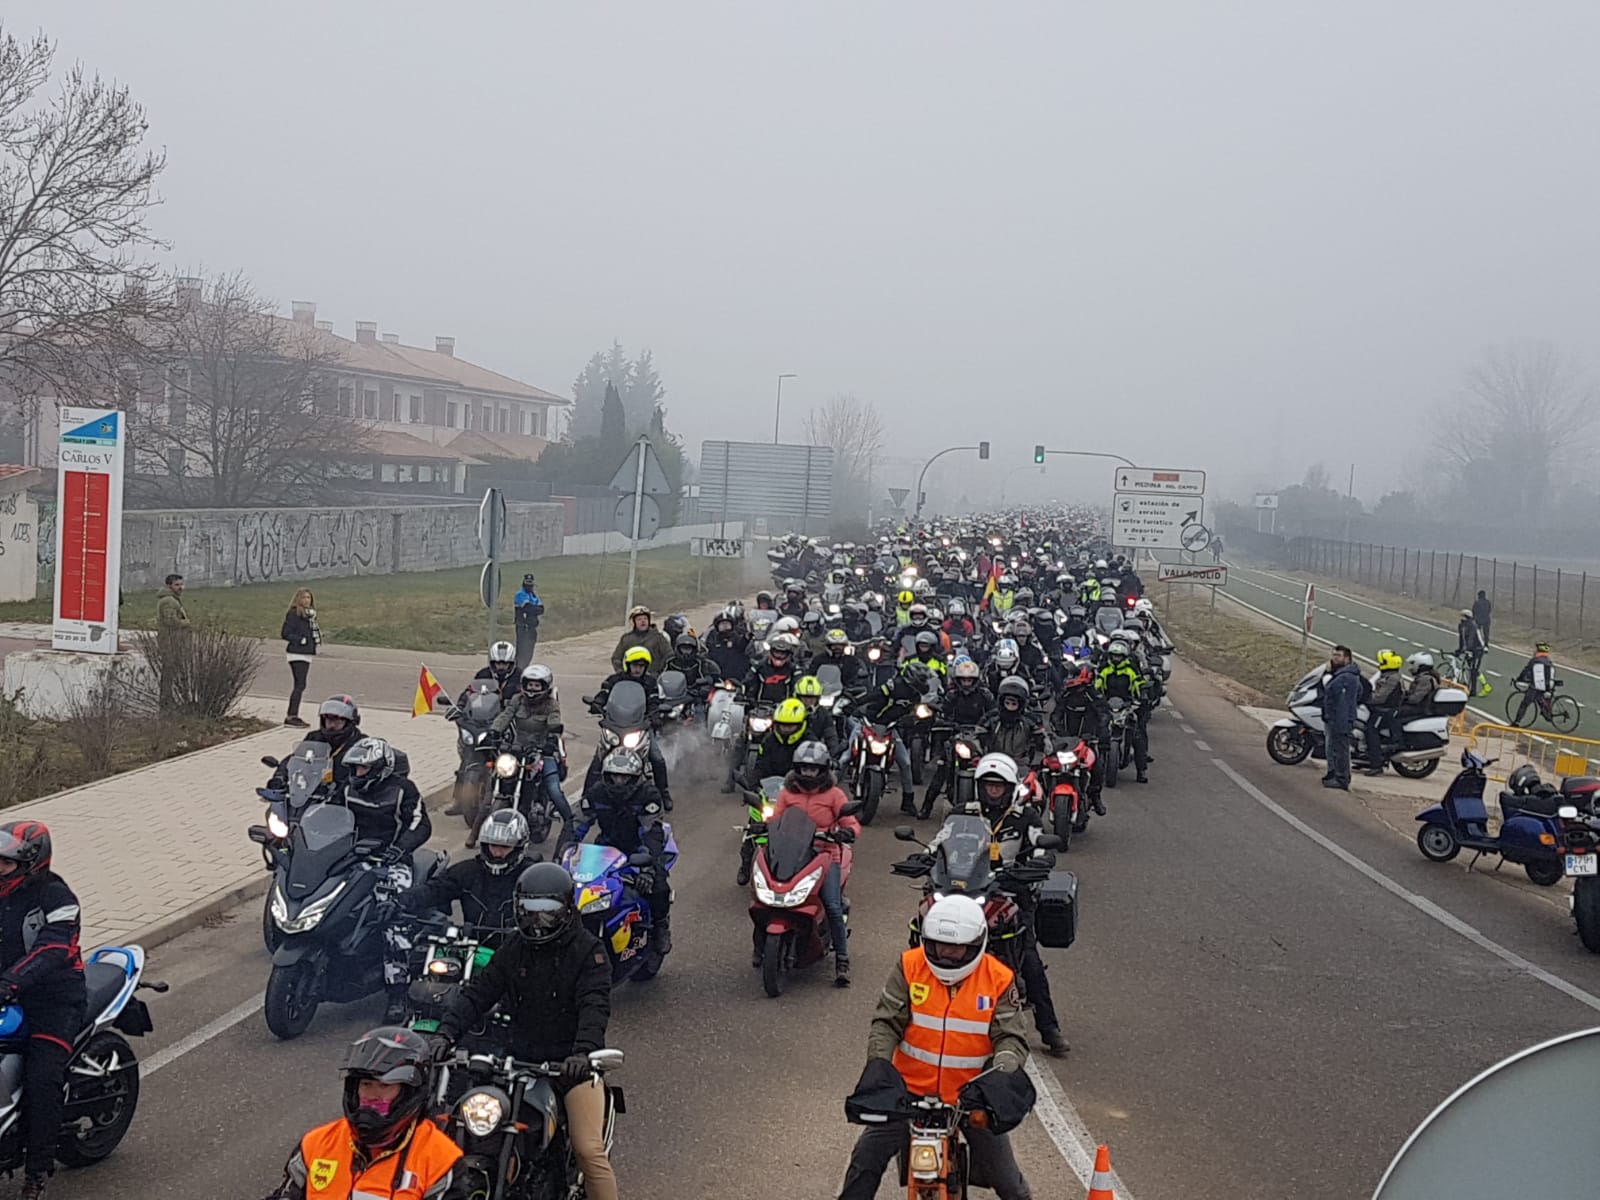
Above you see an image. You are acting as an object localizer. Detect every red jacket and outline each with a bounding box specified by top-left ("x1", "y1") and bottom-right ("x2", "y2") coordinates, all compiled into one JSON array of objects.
[{"x1": 769, "y1": 778, "x2": 860, "y2": 867}]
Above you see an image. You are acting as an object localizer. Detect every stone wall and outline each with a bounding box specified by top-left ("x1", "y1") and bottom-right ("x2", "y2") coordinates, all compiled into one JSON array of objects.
[{"x1": 103, "y1": 501, "x2": 565, "y2": 591}]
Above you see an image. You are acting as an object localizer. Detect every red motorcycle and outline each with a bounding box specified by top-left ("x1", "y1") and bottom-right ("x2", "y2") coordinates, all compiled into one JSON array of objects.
[
  {"x1": 748, "y1": 805, "x2": 856, "y2": 998},
  {"x1": 1035, "y1": 738, "x2": 1098, "y2": 848}
]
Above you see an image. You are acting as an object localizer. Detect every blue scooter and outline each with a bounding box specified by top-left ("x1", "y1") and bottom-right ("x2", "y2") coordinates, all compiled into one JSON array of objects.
[{"x1": 1415, "y1": 750, "x2": 1564, "y2": 886}]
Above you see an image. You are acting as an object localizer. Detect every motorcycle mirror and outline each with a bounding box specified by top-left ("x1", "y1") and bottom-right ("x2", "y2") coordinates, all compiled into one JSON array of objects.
[
  {"x1": 260, "y1": 755, "x2": 280, "y2": 769},
  {"x1": 893, "y1": 825, "x2": 918, "y2": 841},
  {"x1": 1559, "y1": 806, "x2": 1579, "y2": 819},
  {"x1": 589, "y1": 1047, "x2": 625, "y2": 1071},
  {"x1": 839, "y1": 800, "x2": 863, "y2": 818},
  {"x1": 1035, "y1": 834, "x2": 1064, "y2": 850}
]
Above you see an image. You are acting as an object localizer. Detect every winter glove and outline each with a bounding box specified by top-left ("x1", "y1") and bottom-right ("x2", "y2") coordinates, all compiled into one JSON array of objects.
[
  {"x1": 0, "y1": 980, "x2": 18, "y2": 1008},
  {"x1": 832, "y1": 827, "x2": 856, "y2": 844},
  {"x1": 425, "y1": 1033, "x2": 454, "y2": 1063},
  {"x1": 560, "y1": 1054, "x2": 595, "y2": 1088}
]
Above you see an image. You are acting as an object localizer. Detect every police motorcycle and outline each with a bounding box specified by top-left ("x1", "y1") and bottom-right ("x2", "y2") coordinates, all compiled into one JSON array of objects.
[
  {"x1": 0, "y1": 945, "x2": 164, "y2": 1174},
  {"x1": 255, "y1": 740, "x2": 334, "y2": 951},
  {"x1": 434, "y1": 1046, "x2": 625, "y2": 1200},
  {"x1": 253, "y1": 798, "x2": 447, "y2": 1040},
  {"x1": 1266, "y1": 665, "x2": 1466, "y2": 780}
]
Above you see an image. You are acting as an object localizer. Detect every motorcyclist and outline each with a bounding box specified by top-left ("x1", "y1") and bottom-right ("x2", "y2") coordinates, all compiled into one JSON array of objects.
[
  {"x1": 740, "y1": 632, "x2": 800, "y2": 704},
  {"x1": 972, "y1": 754, "x2": 1068, "y2": 1056},
  {"x1": 744, "y1": 697, "x2": 823, "y2": 787},
  {"x1": 982, "y1": 677, "x2": 1053, "y2": 776},
  {"x1": 1364, "y1": 650, "x2": 1406, "y2": 776},
  {"x1": 489, "y1": 664, "x2": 572, "y2": 832},
  {"x1": 903, "y1": 629, "x2": 949, "y2": 680},
  {"x1": 396, "y1": 808, "x2": 529, "y2": 945},
  {"x1": 919, "y1": 660, "x2": 994, "y2": 819},
  {"x1": 705, "y1": 611, "x2": 751, "y2": 681},
  {"x1": 661, "y1": 613, "x2": 692, "y2": 644},
  {"x1": 780, "y1": 580, "x2": 809, "y2": 619},
  {"x1": 343, "y1": 737, "x2": 434, "y2": 1024},
  {"x1": 1009, "y1": 615, "x2": 1049, "y2": 681},
  {"x1": 1060, "y1": 604, "x2": 1090, "y2": 642},
  {"x1": 460, "y1": 640, "x2": 519, "y2": 705},
  {"x1": 0, "y1": 823, "x2": 84, "y2": 1199},
  {"x1": 800, "y1": 610, "x2": 830, "y2": 661},
  {"x1": 942, "y1": 599, "x2": 977, "y2": 643},
  {"x1": 568, "y1": 749, "x2": 673, "y2": 955},
  {"x1": 1401, "y1": 651, "x2": 1443, "y2": 720},
  {"x1": 589, "y1": 647, "x2": 671, "y2": 808},
  {"x1": 1051, "y1": 665, "x2": 1110, "y2": 813},
  {"x1": 665, "y1": 632, "x2": 716, "y2": 691},
  {"x1": 267, "y1": 694, "x2": 366, "y2": 788},
  {"x1": 859, "y1": 661, "x2": 937, "y2": 816},
  {"x1": 1512, "y1": 642, "x2": 1556, "y2": 725},
  {"x1": 763, "y1": 741, "x2": 859, "y2": 985},
  {"x1": 983, "y1": 638, "x2": 1024, "y2": 698},
  {"x1": 838, "y1": 893, "x2": 1033, "y2": 1200},
  {"x1": 609, "y1": 605, "x2": 671, "y2": 673},
  {"x1": 436, "y1": 863, "x2": 618, "y2": 1200},
  {"x1": 820, "y1": 627, "x2": 863, "y2": 687},
  {"x1": 892, "y1": 603, "x2": 935, "y2": 659},
  {"x1": 753, "y1": 590, "x2": 779, "y2": 621},
  {"x1": 1095, "y1": 638, "x2": 1149, "y2": 783},
  {"x1": 894, "y1": 588, "x2": 916, "y2": 627},
  {"x1": 793, "y1": 675, "x2": 847, "y2": 759},
  {"x1": 840, "y1": 601, "x2": 874, "y2": 643},
  {"x1": 267, "y1": 1026, "x2": 464, "y2": 1200}
]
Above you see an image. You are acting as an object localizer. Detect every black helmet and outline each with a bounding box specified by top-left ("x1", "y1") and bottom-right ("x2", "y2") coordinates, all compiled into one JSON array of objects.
[
  {"x1": 0, "y1": 821, "x2": 51, "y2": 899},
  {"x1": 1506, "y1": 763, "x2": 1542, "y2": 796},
  {"x1": 914, "y1": 630, "x2": 938, "y2": 655},
  {"x1": 997, "y1": 676, "x2": 1030, "y2": 711},
  {"x1": 674, "y1": 632, "x2": 699, "y2": 656},
  {"x1": 663, "y1": 614, "x2": 689, "y2": 640},
  {"x1": 318, "y1": 695, "x2": 361, "y2": 748},
  {"x1": 901, "y1": 661, "x2": 935, "y2": 694},
  {"x1": 477, "y1": 808, "x2": 530, "y2": 874},
  {"x1": 343, "y1": 737, "x2": 396, "y2": 798},
  {"x1": 340, "y1": 1026, "x2": 432, "y2": 1149},
  {"x1": 513, "y1": 862, "x2": 577, "y2": 945},
  {"x1": 791, "y1": 739, "x2": 832, "y2": 789},
  {"x1": 756, "y1": 590, "x2": 774, "y2": 609}
]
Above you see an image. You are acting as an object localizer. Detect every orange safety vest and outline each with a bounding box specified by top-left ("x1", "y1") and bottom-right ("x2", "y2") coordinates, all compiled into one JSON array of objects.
[
  {"x1": 296, "y1": 1117, "x2": 463, "y2": 1200},
  {"x1": 891, "y1": 948, "x2": 1014, "y2": 1105}
]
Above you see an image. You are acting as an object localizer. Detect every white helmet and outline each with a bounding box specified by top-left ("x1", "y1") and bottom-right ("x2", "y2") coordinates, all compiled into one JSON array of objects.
[
  {"x1": 973, "y1": 751, "x2": 1020, "y2": 787},
  {"x1": 1134, "y1": 598, "x2": 1153, "y2": 616},
  {"x1": 921, "y1": 894, "x2": 989, "y2": 985},
  {"x1": 771, "y1": 615, "x2": 801, "y2": 636},
  {"x1": 1406, "y1": 652, "x2": 1435, "y2": 673}
]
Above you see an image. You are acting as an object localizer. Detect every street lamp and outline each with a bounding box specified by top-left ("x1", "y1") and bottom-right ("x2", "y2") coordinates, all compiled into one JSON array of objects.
[{"x1": 773, "y1": 373, "x2": 797, "y2": 443}]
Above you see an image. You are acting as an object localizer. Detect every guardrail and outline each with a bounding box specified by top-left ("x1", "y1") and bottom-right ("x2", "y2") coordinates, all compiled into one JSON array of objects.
[{"x1": 1463, "y1": 721, "x2": 1600, "y2": 785}]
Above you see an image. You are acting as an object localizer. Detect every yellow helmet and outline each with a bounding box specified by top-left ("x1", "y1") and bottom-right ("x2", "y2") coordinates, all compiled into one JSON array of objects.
[
  {"x1": 773, "y1": 697, "x2": 808, "y2": 742},
  {"x1": 623, "y1": 646, "x2": 653, "y2": 667},
  {"x1": 1376, "y1": 650, "x2": 1402, "y2": 671},
  {"x1": 794, "y1": 675, "x2": 823, "y2": 698},
  {"x1": 897, "y1": 589, "x2": 915, "y2": 607}
]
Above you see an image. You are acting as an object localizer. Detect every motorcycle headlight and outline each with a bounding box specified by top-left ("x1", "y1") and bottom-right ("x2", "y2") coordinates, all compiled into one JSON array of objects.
[
  {"x1": 752, "y1": 864, "x2": 778, "y2": 904},
  {"x1": 760, "y1": 802, "x2": 776, "y2": 820},
  {"x1": 265, "y1": 810, "x2": 291, "y2": 840},
  {"x1": 458, "y1": 727, "x2": 473, "y2": 745},
  {"x1": 622, "y1": 730, "x2": 644, "y2": 749},
  {"x1": 459, "y1": 1089, "x2": 507, "y2": 1137},
  {"x1": 749, "y1": 717, "x2": 772, "y2": 733},
  {"x1": 274, "y1": 880, "x2": 347, "y2": 933},
  {"x1": 867, "y1": 649, "x2": 882, "y2": 662},
  {"x1": 787, "y1": 866, "x2": 824, "y2": 906},
  {"x1": 955, "y1": 743, "x2": 973, "y2": 760},
  {"x1": 820, "y1": 694, "x2": 836, "y2": 708},
  {"x1": 915, "y1": 704, "x2": 933, "y2": 720},
  {"x1": 427, "y1": 957, "x2": 462, "y2": 978},
  {"x1": 1062, "y1": 751, "x2": 1079, "y2": 767},
  {"x1": 494, "y1": 753, "x2": 520, "y2": 778},
  {"x1": 868, "y1": 738, "x2": 890, "y2": 755}
]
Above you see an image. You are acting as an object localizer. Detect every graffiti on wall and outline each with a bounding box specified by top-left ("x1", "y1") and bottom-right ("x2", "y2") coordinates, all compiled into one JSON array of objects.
[{"x1": 238, "y1": 508, "x2": 384, "y2": 584}]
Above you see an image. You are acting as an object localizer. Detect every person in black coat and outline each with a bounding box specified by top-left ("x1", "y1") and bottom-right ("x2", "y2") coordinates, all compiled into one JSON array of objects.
[
  {"x1": 281, "y1": 588, "x2": 321, "y2": 728},
  {"x1": 0, "y1": 822, "x2": 85, "y2": 1195},
  {"x1": 396, "y1": 808, "x2": 529, "y2": 946}
]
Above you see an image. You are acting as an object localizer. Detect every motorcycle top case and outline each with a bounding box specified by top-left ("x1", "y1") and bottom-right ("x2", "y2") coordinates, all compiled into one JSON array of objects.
[
  {"x1": 1429, "y1": 686, "x2": 1469, "y2": 717},
  {"x1": 1034, "y1": 869, "x2": 1078, "y2": 949}
]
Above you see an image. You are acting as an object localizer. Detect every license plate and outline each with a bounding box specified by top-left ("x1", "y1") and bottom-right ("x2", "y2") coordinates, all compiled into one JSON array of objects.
[{"x1": 1566, "y1": 854, "x2": 1598, "y2": 876}]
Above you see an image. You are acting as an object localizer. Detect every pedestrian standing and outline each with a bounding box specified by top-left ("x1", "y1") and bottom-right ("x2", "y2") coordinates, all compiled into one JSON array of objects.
[
  {"x1": 281, "y1": 588, "x2": 321, "y2": 728},
  {"x1": 1472, "y1": 589, "x2": 1493, "y2": 646},
  {"x1": 1321, "y1": 644, "x2": 1363, "y2": 791},
  {"x1": 155, "y1": 573, "x2": 189, "y2": 713},
  {"x1": 155, "y1": 573, "x2": 188, "y2": 633},
  {"x1": 513, "y1": 573, "x2": 544, "y2": 670}
]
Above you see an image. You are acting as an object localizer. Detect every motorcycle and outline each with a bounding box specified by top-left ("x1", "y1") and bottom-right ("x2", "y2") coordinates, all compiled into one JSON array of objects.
[
  {"x1": 1266, "y1": 666, "x2": 1467, "y2": 780},
  {"x1": 435, "y1": 1047, "x2": 625, "y2": 1200},
  {"x1": 655, "y1": 669, "x2": 697, "y2": 745},
  {"x1": 1103, "y1": 697, "x2": 1134, "y2": 789},
  {"x1": 1556, "y1": 780, "x2": 1600, "y2": 951},
  {"x1": 738, "y1": 776, "x2": 783, "y2": 888},
  {"x1": 1038, "y1": 737, "x2": 1097, "y2": 846},
  {"x1": 560, "y1": 833, "x2": 678, "y2": 984},
  {"x1": 584, "y1": 680, "x2": 652, "y2": 781},
  {"x1": 905, "y1": 695, "x2": 940, "y2": 787},
  {"x1": 0, "y1": 944, "x2": 163, "y2": 1174},
  {"x1": 404, "y1": 919, "x2": 509, "y2": 1050},
  {"x1": 1414, "y1": 750, "x2": 1566, "y2": 886},
  {"x1": 449, "y1": 681, "x2": 504, "y2": 834},
  {"x1": 929, "y1": 724, "x2": 985, "y2": 818},
  {"x1": 749, "y1": 802, "x2": 859, "y2": 998},
  {"x1": 479, "y1": 734, "x2": 564, "y2": 847},
  {"x1": 253, "y1": 800, "x2": 447, "y2": 1039},
  {"x1": 740, "y1": 703, "x2": 775, "y2": 784},
  {"x1": 254, "y1": 740, "x2": 334, "y2": 951},
  {"x1": 848, "y1": 714, "x2": 897, "y2": 826},
  {"x1": 845, "y1": 1090, "x2": 1002, "y2": 1200}
]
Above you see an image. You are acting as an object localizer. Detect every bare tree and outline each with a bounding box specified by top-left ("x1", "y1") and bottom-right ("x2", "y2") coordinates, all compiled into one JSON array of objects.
[
  {"x1": 0, "y1": 26, "x2": 167, "y2": 416},
  {"x1": 1440, "y1": 340, "x2": 1597, "y2": 523},
  {"x1": 804, "y1": 392, "x2": 885, "y2": 515},
  {"x1": 133, "y1": 273, "x2": 367, "y2": 507}
]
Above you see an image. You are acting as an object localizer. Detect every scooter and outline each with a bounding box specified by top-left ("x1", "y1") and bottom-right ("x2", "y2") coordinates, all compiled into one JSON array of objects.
[
  {"x1": 1414, "y1": 750, "x2": 1565, "y2": 886},
  {"x1": 1266, "y1": 666, "x2": 1467, "y2": 780},
  {"x1": 748, "y1": 803, "x2": 858, "y2": 998},
  {"x1": 254, "y1": 740, "x2": 334, "y2": 952}
]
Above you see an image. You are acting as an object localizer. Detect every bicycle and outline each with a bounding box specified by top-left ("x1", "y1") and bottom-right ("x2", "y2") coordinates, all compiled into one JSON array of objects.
[{"x1": 1504, "y1": 677, "x2": 1581, "y2": 734}]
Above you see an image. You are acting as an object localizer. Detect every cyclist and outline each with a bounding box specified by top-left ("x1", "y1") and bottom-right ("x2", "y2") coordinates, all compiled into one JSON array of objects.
[{"x1": 1513, "y1": 642, "x2": 1558, "y2": 726}]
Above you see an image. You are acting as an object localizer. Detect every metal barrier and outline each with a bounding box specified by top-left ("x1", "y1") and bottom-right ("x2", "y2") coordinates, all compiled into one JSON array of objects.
[{"x1": 1463, "y1": 722, "x2": 1600, "y2": 784}]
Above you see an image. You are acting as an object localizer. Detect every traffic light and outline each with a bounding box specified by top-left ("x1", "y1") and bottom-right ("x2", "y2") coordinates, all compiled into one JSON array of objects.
[
  {"x1": 978, "y1": 441, "x2": 990, "y2": 460},
  {"x1": 1033, "y1": 444, "x2": 1046, "y2": 464}
]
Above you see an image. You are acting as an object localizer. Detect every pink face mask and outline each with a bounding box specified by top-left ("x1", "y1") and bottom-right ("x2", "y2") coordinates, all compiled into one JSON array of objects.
[{"x1": 359, "y1": 1096, "x2": 394, "y2": 1117}]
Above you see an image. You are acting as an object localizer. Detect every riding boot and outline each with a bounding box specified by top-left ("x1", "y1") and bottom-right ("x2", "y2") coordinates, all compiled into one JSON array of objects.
[
  {"x1": 383, "y1": 983, "x2": 409, "y2": 1025},
  {"x1": 1040, "y1": 1025, "x2": 1069, "y2": 1056},
  {"x1": 899, "y1": 790, "x2": 918, "y2": 816},
  {"x1": 736, "y1": 839, "x2": 754, "y2": 887},
  {"x1": 654, "y1": 915, "x2": 673, "y2": 956},
  {"x1": 834, "y1": 956, "x2": 852, "y2": 988}
]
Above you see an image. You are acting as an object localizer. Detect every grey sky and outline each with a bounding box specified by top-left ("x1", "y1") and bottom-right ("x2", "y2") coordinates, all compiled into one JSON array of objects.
[{"x1": 11, "y1": 1, "x2": 1600, "y2": 506}]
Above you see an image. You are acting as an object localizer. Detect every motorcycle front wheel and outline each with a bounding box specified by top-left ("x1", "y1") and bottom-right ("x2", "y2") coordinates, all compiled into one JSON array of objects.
[
  {"x1": 857, "y1": 772, "x2": 883, "y2": 826},
  {"x1": 762, "y1": 932, "x2": 785, "y2": 998},
  {"x1": 264, "y1": 955, "x2": 322, "y2": 1040},
  {"x1": 1266, "y1": 725, "x2": 1313, "y2": 765}
]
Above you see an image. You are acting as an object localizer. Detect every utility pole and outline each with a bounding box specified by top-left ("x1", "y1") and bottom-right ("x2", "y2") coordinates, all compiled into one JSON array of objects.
[{"x1": 773, "y1": 373, "x2": 796, "y2": 443}]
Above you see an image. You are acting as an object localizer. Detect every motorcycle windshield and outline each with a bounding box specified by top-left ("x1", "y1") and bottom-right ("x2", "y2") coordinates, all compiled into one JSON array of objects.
[
  {"x1": 766, "y1": 807, "x2": 820, "y2": 882},
  {"x1": 1094, "y1": 608, "x2": 1124, "y2": 635},
  {"x1": 465, "y1": 688, "x2": 502, "y2": 723},
  {"x1": 658, "y1": 671, "x2": 689, "y2": 703},
  {"x1": 931, "y1": 815, "x2": 994, "y2": 892},
  {"x1": 287, "y1": 803, "x2": 356, "y2": 895},
  {"x1": 816, "y1": 664, "x2": 843, "y2": 695},
  {"x1": 566, "y1": 842, "x2": 627, "y2": 885},
  {"x1": 284, "y1": 743, "x2": 332, "y2": 808},
  {"x1": 604, "y1": 681, "x2": 649, "y2": 729}
]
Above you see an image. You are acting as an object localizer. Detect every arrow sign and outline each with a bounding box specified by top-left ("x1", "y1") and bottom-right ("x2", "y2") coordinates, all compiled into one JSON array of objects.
[{"x1": 1182, "y1": 510, "x2": 1199, "y2": 524}]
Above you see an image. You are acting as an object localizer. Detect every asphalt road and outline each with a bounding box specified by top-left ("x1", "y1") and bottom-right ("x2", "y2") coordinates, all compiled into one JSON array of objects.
[
  {"x1": 1214, "y1": 560, "x2": 1600, "y2": 726},
  {"x1": 46, "y1": 650, "x2": 1600, "y2": 1199}
]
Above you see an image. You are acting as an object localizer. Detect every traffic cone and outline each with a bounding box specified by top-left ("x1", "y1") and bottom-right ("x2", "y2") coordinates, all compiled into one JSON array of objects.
[{"x1": 1086, "y1": 1143, "x2": 1116, "y2": 1199}]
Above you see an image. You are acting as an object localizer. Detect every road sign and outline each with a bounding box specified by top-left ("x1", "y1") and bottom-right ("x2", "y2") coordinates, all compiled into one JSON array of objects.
[
  {"x1": 1253, "y1": 492, "x2": 1279, "y2": 510},
  {"x1": 1304, "y1": 583, "x2": 1316, "y2": 633},
  {"x1": 479, "y1": 562, "x2": 501, "y2": 610},
  {"x1": 691, "y1": 537, "x2": 749, "y2": 558},
  {"x1": 607, "y1": 438, "x2": 673, "y2": 496},
  {"x1": 1111, "y1": 495, "x2": 1206, "y2": 549},
  {"x1": 887, "y1": 487, "x2": 910, "y2": 508},
  {"x1": 613, "y1": 493, "x2": 661, "y2": 538},
  {"x1": 477, "y1": 487, "x2": 507, "y2": 558},
  {"x1": 1156, "y1": 563, "x2": 1228, "y2": 586},
  {"x1": 53, "y1": 408, "x2": 126, "y2": 654},
  {"x1": 1180, "y1": 522, "x2": 1212, "y2": 553},
  {"x1": 1112, "y1": 466, "x2": 1206, "y2": 495}
]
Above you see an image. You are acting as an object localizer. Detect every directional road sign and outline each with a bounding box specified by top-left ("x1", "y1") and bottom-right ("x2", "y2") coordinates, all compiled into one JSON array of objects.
[
  {"x1": 1112, "y1": 466, "x2": 1206, "y2": 495},
  {"x1": 1156, "y1": 562, "x2": 1227, "y2": 586},
  {"x1": 1253, "y1": 492, "x2": 1279, "y2": 510},
  {"x1": 1112, "y1": 495, "x2": 1206, "y2": 549}
]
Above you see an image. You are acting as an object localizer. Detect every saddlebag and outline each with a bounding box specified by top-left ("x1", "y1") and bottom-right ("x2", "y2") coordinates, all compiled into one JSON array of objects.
[{"x1": 1034, "y1": 870, "x2": 1078, "y2": 949}]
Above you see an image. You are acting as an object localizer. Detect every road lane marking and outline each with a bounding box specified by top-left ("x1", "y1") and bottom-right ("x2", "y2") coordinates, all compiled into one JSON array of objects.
[
  {"x1": 1212, "y1": 760, "x2": 1600, "y2": 1015},
  {"x1": 1164, "y1": 707, "x2": 1183, "y2": 720},
  {"x1": 1181, "y1": 724, "x2": 1197, "y2": 735},
  {"x1": 1026, "y1": 1058, "x2": 1140, "y2": 1198},
  {"x1": 142, "y1": 996, "x2": 263, "y2": 1078},
  {"x1": 1194, "y1": 739, "x2": 1212, "y2": 751}
]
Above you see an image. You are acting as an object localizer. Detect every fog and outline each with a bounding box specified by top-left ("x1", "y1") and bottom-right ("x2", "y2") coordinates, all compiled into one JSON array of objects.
[{"x1": 12, "y1": 1, "x2": 1600, "y2": 507}]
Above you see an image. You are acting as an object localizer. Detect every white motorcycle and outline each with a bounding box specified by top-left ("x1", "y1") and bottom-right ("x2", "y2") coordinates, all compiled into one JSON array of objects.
[{"x1": 1266, "y1": 666, "x2": 1466, "y2": 780}]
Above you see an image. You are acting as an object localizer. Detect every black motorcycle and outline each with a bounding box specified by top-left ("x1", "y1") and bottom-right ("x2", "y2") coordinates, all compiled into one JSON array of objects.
[
  {"x1": 253, "y1": 801, "x2": 446, "y2": 1039},
  {"x1": 479, "y1": 732, "x2": 563, "y2": 846},
  {"x1": 449, "y1": 682, "x2": 505, "y2": 838},
  {"x1": 436, "y1": 1047, "x2": 625, "y2": 1200},
  {"x1": 583, "y1": 681, "x2": 652, "y2": 791},
  {"x1": 255, "y1": 741, "x2": 334, "y2": 952}
]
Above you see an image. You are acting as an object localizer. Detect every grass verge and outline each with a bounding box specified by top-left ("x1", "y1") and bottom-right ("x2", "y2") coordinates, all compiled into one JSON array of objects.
[
  {"x1": 0, "y1": 547, "x2": 757, "y2": 655},
  {"x1": 1159, "y1": 588, "x2": 1315, "y2": 704}
]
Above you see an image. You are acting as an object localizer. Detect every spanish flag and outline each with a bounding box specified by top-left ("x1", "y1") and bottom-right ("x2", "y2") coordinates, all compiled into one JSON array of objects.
[
  {"x1": 980, "y1": 562, "x2": 1002, "y2": 611},
  {"x1": 412, "y1": 665, "x2": 444, "y2": 717}
]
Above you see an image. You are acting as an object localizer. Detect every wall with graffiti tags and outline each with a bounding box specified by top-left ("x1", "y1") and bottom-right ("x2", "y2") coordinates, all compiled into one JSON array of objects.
[
  {"x1": 29, "y1": 501, "x2": 564, "y2": 594},
  {"x1": 0, "y1": 479, "x2": 40, "y2": 602}
]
